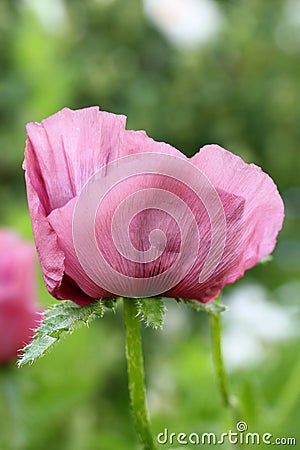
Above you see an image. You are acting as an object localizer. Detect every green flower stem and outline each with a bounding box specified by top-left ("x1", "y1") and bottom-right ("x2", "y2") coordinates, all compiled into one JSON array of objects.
[
  {"x1": 123, "y1": 298, "x2": 156, "y2": 450},
  {"x1": 210, "y1": 307, "x2": 240, "y2": 424}
]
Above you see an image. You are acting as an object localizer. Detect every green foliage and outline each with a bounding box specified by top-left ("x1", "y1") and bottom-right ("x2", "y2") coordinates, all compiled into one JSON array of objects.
[
  {"x1": 178, "y1": 297, "x2": 228, "y2": 315},
  {"x1": 19, "y1": 295, "x2": 226, "y2": 370},
  {"x1": 20, "y1": 295, "x2": 225, "y2": 368},
  {"x1": 18, "y1": 300, "x2": 105, "y2": 367},
  {"x1": 136, "y1": 297, "x2": 166, "y2": 330}
]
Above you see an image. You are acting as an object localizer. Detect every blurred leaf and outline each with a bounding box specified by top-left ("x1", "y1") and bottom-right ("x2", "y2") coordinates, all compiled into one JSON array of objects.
[
  {"x1": 136, "y1": 297, "x2": 166, "y2": 329},
  {"x1": 18, "y1": 299, "x2": 105, "y2": 367},
  {"x1": 258, "y1": 254, "x2": 273, "y2": 265}
]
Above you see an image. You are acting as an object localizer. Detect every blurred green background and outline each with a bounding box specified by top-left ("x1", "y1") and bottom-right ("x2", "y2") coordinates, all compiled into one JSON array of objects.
[{"x1": 0, "y1": 0, "x2": 300, "y2": 448}]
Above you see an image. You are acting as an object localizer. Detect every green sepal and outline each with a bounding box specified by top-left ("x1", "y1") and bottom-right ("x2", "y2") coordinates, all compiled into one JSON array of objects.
[
  {"x1": 177, "y1": 297, "x2": 228, "y2": 315},
  {"x1": 136, "y1": 297, "x2": 166, "y2": 330},
  {"x1": 103, "y1": 297, "x2": 117, "y2": 312},
  {"x1": 18, "y1": 299, "x2": 105, "y2": 367}
]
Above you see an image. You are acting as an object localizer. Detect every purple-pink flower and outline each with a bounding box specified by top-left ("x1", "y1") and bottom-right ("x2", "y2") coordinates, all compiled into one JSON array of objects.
[
  {"x1": 0, "y1": 230, "x2": 41, "y2": 364},
  {"x1": 23, "y1": 107, "x2": 284, "y2": 305}
]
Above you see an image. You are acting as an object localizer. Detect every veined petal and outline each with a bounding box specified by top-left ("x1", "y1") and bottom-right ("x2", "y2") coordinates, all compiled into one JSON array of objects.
[
  {"x1": 48, "y1": 197, "x2": 111, "y2": 301},
  {"x1": 24, "y1": 171, "x2": 65, "y2": 296},
  {"x1": 24, "y1": 107, "x2": 127, "y2": 213},
  {"x1": 25, "y1": 172, "x2": 96, "y2": 304},
  {"x1": 167, "y1": 144, "x2": 284, "y2": 302},
  {"x1": 192, "y1": 145, "x2": 284, "y2": 267},
  {"x1": 24, "y1": 107, "x2": 186, "y2": 302}
]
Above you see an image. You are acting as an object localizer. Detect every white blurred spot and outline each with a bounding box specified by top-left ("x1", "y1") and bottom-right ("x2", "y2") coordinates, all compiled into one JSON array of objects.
[
  {"x1": 23, "y1": 0, "x2": 67, "y2": 33},
  {"x1": 275, "y1": 280, "x2": 300, "y2": 308},
  {"x1": 162, "y1": 298, "x2": 190, "y2": 336},
  {"x1": 222, "y1": 284, "x2": 298, "y2": 370},
  {"x1": 286, "y1": 0, "x2": 300, "y2": 26},
  {"x1": 276, "y1": 0, "x2": 300, "y2": 52},
  {"x1": 143, "y1": 0, "x2": 223, "y2": 48}
]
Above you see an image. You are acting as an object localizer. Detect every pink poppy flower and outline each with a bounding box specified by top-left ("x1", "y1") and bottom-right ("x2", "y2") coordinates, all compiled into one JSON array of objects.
[
  {"x1": 23, "y1": 107, "x2": 284, "y2": 306},
  {"x1": 0, "y1": 230, "x2": 41, "y2": 364}
]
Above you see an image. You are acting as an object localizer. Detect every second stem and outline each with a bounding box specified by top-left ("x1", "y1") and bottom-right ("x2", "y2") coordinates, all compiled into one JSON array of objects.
[{"x1": 210, "y1": 308, "x2": 240, "y2": 424}]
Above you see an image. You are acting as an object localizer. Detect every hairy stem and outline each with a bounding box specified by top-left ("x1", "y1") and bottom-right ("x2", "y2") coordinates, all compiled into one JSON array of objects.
[{"x1": 123, "y1": 298, "x2": 156, "y2": 450}]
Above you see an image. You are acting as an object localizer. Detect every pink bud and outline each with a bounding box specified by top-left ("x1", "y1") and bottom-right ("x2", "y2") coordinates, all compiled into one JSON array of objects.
[{"x1": 0, "y1": 230, "x2": 41, "y2": 364}]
